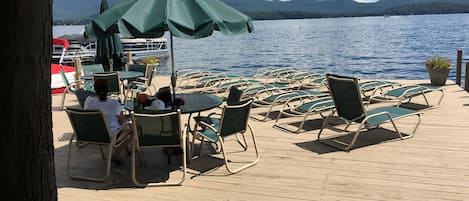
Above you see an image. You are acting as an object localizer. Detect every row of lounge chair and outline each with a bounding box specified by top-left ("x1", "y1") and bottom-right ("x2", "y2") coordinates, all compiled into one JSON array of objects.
[{"x1": 175, "y1": 68, "x2": 444, "y2": 151}]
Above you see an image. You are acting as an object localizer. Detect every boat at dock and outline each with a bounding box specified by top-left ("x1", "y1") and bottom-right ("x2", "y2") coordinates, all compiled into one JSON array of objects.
[
  {"x1": 52, "y1": 34, "x2": 169, "y2": 66},
  {"x1": 121, "y1": 37, "x2": 170, "y2": 62}
]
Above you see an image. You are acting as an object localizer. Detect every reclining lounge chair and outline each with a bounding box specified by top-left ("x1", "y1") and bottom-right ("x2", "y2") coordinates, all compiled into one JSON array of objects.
[
  {"x1": 251, "y1": 89, "x2": 329, "y2": 121},
  {"x1": 369, "y1": 84, "x2": 444, "y2": 109},
  {"x1": 274, "y1": 96, "x2": 335, "y2": 133},
  {"x1": 317, "y1": 74, "x2": 423, "y2": 152}
]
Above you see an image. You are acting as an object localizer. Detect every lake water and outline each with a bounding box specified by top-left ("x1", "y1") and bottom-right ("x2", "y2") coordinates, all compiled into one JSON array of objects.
[{"x1": 54, "y1": 13, "x2": 469, "y2": 80}]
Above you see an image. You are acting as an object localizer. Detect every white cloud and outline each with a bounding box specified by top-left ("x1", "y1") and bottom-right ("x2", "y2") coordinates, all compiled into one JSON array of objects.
[{"x1": 353, "y1": 0, "x2": 379, "y2": 3}]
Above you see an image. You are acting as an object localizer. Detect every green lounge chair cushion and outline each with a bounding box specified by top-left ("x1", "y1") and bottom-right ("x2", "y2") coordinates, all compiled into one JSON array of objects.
[
  {"x1": 365, "y1": 106, "x2": 417, "y2": 127},
  {"x1": 297, "y1": 98, "x2": 334, "y2": 113}
]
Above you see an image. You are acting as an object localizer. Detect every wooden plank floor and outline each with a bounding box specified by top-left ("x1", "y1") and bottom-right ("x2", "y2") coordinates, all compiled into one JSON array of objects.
[{"x1": 52, "y1": 76, "x2": 469, "y2": 201}]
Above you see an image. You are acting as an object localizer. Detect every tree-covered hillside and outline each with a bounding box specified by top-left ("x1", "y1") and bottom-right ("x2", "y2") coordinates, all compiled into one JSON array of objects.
[{"x1": 53, "y1": 0, "x2": 469, "y2": 24}]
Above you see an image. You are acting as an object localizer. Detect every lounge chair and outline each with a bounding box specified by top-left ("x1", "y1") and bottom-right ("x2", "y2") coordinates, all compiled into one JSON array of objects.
[
  {"x1": 274, "y1": 96, "x2": 335, "y2": 133},
  {"x1": 130, "y1": 109, "x2": 187, "y2": 187},
  {"x1": 317, "y1": 74, "x2": 423, "y2": 152},
  {"x1": 204, "y1": 78, "x2": 262, "y2": 94},
  {"x1": 274, "y1": 71, "x2": 321, "y2": 85},
  {"x1": 299, "y1": 75, "x2": 327, "y2": 89},
  {"x1": 369, "y1": 84, "x2": 444, "y2": 108},
  {"x1": 65, "y1": 107, "x2": 132, "y2": 182},
  {"x1": 253, "y1": 67, "x2": 297, "y2": 83},
  {"x1": 176, "y1": 69, "x2": 215, "y2": 89},
  {"x1": 251, "y1": 88, "x2": 329, "y2": 121},
  {"x1": 358, "y1": 80, "x2": 401, "y2": 99},
  {"x1": 241, "y1": 83, "x2": 290, "y2": 99},
  {"x1": 176, "y1": 73, "x2": 237, "y2": 92},
  {"x1": 191, "y1": 99, "x2": 259, "y2": 174}
]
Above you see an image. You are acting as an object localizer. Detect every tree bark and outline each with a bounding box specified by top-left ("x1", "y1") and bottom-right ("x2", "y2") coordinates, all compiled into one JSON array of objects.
[{"x1": 0, "y1": 0, "x2": 57, "y2": 200}]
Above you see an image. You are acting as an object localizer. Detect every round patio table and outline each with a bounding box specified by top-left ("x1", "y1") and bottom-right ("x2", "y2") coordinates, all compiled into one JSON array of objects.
[
  {"x1": 79, "y1": 71, "x2": 143, "y2": 80},
  {"x1": 176, "y1": 93, "x2": 223, "y2": 114}
]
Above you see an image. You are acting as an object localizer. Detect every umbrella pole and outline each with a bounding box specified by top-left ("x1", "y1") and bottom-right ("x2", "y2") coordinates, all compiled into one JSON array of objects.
[
  {"x1": 108, "y1": 57, "x2": 114, "y2": 72},
  {"x1": 170, "y1": 33, "x2": 177, "y2": 103}
]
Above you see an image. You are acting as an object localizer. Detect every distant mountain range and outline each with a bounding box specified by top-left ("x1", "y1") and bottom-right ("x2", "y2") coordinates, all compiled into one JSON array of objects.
[{"x1": 53, "y1": 0, "x2": 469, "y2": 23}]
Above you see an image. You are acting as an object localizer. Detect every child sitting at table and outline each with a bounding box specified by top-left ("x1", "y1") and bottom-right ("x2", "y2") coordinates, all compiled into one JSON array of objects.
[{"x1": 149, "y1": 87, "x2": 172, "y2": 110}]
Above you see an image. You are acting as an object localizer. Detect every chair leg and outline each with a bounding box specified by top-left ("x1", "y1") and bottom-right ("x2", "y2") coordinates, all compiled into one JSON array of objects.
[
  {"x1": 67, "y1": 136, "x2": 112, "y2": 182},
  {"x1": 317, "y1": 111, "x2": 335, "y2": 140},
  {"x1": 220, "y1": 123, "x2": 259, "y2": 174},
  {"x1": 344, "y1": 123, "x2": 365, "y2": 152},
  {"x1": 296, "y1": 114, "x2": 309, "y2": 133},
  {"x1": 235, "y1": 133, "x2": 248, "y2": 150},
  {"x1": 99, "y1": 145, "x2": 105, "y2": 160},
  {"x1": 60, "y1": 91, "x2": 67, "y2": 110}
]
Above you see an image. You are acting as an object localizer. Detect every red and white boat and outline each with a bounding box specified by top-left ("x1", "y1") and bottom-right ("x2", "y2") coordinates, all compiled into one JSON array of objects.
[{"x1": 51, "y1": 38, "x2": 76, "y2": 94}]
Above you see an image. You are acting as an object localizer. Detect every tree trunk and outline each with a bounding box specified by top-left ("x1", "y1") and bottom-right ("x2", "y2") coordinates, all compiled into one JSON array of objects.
[{"x1": 0, "y1": 0, "x2": 57, "y2": 200}]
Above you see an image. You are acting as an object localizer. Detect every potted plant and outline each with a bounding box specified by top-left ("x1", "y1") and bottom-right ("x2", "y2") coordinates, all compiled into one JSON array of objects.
[
  {"x1": 425, "y1": 56, "x2": 451, "y2": 86},
  {"x1": 136, "y1": 56, "x2": 160, "y2": 65}
]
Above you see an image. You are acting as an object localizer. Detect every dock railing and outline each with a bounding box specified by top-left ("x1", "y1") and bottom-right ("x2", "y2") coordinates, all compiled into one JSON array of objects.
[{"x1": 455, "y1": 49, "x2": 469, "y2": 92}]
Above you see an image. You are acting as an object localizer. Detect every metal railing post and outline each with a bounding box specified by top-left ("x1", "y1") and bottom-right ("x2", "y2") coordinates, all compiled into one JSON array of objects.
[
  {"x1": 456, "y1": 49, "x2": 462, "y2": 85},
  {"x1": 465, "y1": 63, "x2": 469, "y2": 92}
]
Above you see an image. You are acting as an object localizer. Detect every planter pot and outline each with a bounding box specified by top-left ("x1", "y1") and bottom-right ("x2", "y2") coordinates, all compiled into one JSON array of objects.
[{"x1": 426, "y1": 66, "x2": 450, "y2": 86}]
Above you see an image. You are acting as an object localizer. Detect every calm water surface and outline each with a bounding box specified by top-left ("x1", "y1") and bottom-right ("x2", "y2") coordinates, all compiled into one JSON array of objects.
[{"x1": 54, "y1": 13, "x2": 469, "y2": 80}]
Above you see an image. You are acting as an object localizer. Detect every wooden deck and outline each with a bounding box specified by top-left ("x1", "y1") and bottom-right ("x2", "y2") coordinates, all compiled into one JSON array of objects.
[{"x1": 52, "y1": 77, "x2": 469, "y2": 201}]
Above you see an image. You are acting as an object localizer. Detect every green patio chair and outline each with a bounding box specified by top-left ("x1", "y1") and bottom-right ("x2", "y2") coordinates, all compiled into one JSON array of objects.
[
  {"x1": 59, "y1": 69, "x2": 94, "y2": 110},
  {"x1": 226, "y1": 86, "x2": 244, "y2": 105},
  {"x1": 124, "y1": 64, "x2": 157, "y2": 100},
  {"x1": 74, "y1": 88, "x2": 95, "y2": 108},
  {"x1": 130, "y1": 109, "x2": 186, "y2": 187},
  {"x1": 368, "y1": 84, "x2": 444, "y2": 109},
  {"x1": 65, "y1": 107, "x2": 131, "y2": 182},
  {"x1": 92, "y1": 72, "x2": 122, "y2": 100},
  {"x1": 192, "y1": 99, "x2": 259, "y2": 174},
  {"x1": 126, "y1": 63, "x2": 147, "y2": 73},
  {"x1": 81, "y1": 64, "x2": 105, "y2": 76},
  {"x1": 317, "y1": 74, "x2": 423, "y2": 152}
]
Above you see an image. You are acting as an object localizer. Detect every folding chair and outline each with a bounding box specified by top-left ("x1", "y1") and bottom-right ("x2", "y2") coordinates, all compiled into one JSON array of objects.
[
  {"x1": 65, "y1": 108, "x2": 131, "y2": 182},
  {"x1": 130, "y1": 109, "x2": 187, "y2": 187},
  {"x1": 318, "y1": 74, "x2": 423, "y2": 152}
]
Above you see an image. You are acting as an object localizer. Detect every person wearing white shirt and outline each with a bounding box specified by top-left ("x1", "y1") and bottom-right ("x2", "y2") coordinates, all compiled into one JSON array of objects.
[{"x1": 84, "y1": 79, "x2": 132, "y2": 163}]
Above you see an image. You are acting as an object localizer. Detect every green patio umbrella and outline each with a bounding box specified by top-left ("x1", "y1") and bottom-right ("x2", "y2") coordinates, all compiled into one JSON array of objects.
[
  {"x1": 84, "y1": 0, "x2": 254, "y2": 101},
  {"x1": 95, "y1": 0, "x2": 123, "y2": 71}
]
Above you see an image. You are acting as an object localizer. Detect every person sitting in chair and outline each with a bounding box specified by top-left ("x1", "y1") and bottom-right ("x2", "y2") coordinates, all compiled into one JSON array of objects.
[{"x1": 84, "y1": 78, "x2": 133, "y2": 163}]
